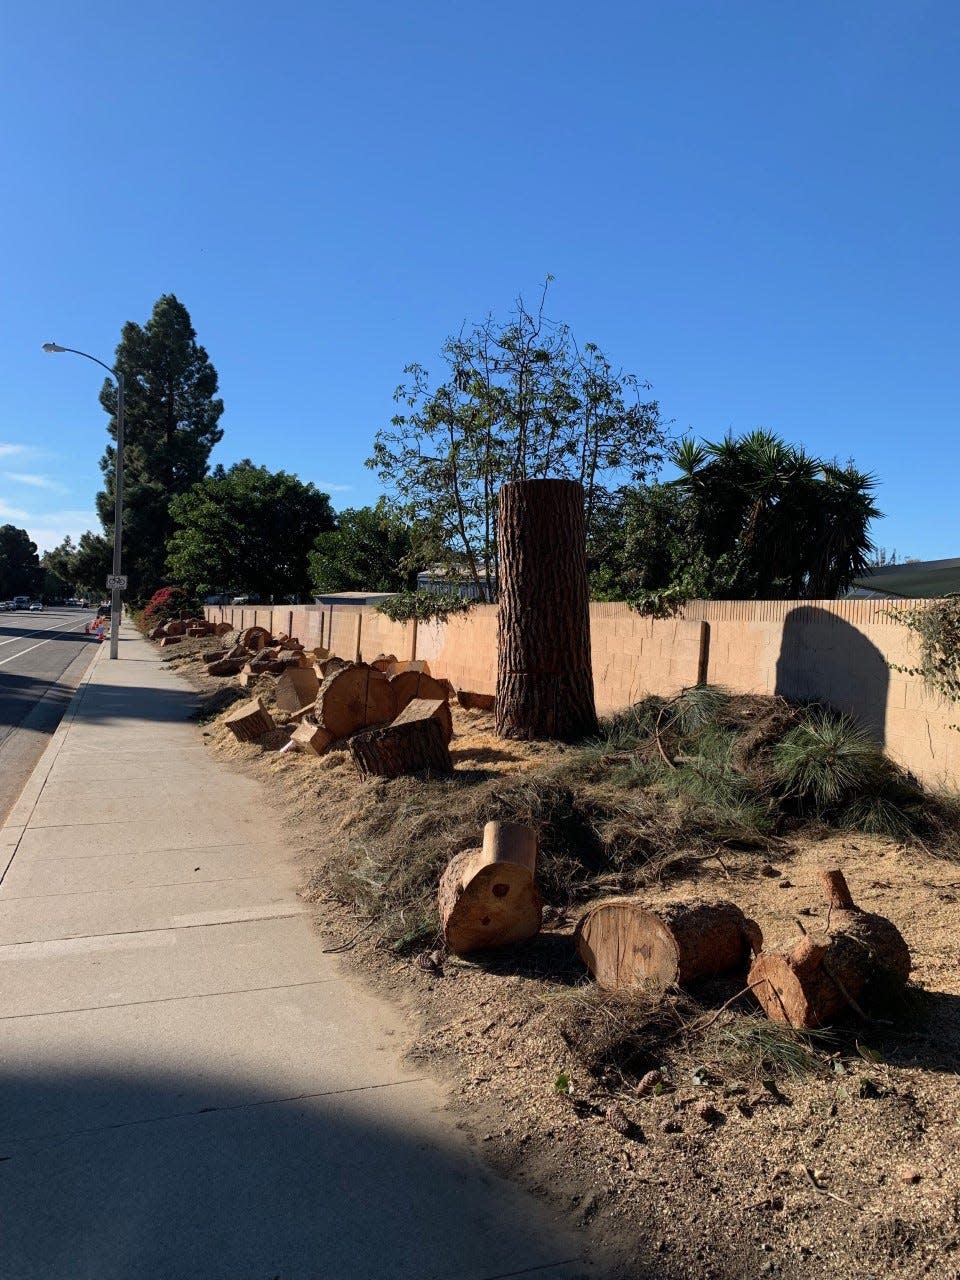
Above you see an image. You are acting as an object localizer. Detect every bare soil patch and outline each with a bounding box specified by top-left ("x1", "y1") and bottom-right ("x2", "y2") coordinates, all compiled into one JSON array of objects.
[{"x1": 168, "y1": 639, "x2": 960, "y2": 1280}]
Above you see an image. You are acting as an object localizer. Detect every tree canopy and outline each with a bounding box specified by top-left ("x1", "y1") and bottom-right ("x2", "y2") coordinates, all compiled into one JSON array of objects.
[
  {"x1": 97, "y1": 294, "x2": 224, "y2": 599},
  {"x1": 368, "y1": 284, "x2": 665, "y2": 601},
  {"x1": 166, "y1": 460, "x2": 335, "y2": 601},
  {"x1": 592, "y1": 430, "x2": 881, "y2": 605},
  {"x1": 0, "y1": 525, "x2": 40, "y2": 597},
  {"x1": 308, "y1": 502, "x2": 419, "y2": 595}
]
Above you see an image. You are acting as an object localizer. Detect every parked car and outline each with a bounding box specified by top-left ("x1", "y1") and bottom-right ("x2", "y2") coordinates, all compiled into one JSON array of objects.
[
  {"x1": 12, "y1": 595, "x2": 30, "y2": 610},
  {"x1": 29, "y1": 602, "x2": 44, "y2": 611}
]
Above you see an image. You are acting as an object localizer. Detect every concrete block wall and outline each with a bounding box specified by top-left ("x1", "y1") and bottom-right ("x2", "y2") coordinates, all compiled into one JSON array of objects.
[{"x1": 206, "y1": 596, "x2": 959, "y2": 789}]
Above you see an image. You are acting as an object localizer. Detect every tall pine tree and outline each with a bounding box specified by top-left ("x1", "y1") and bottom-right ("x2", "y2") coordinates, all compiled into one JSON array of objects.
[{"x1": 96, "y1": 295, "x2": 224, "y2": 599}]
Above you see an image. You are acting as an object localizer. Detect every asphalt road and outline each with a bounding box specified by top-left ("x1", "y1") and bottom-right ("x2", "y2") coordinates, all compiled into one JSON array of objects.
[{"x1": 0, "y1": 607, "x2": 100, "y2": 823}]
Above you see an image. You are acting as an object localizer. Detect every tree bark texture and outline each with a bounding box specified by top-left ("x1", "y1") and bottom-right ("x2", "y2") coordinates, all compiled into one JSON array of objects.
[
  {"x1": 350, "y1": 714, "x2": 452, "y2": 780},
  {"x1": 496, "y1": 479, "x2": 599, "y2": 741},
  {"x1": 574, "y1": 898, "x2": 763, "y2": 991}
]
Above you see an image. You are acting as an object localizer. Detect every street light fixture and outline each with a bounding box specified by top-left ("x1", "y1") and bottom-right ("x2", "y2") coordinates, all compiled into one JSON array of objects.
[{"x1": 42, "y1": 342, "x2": 125, "y2": 660}]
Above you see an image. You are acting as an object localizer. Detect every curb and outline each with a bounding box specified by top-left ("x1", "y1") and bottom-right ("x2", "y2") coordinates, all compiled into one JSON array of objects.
[{"x1": 0, "y1": 639, "x2": 108, "y2": 877}]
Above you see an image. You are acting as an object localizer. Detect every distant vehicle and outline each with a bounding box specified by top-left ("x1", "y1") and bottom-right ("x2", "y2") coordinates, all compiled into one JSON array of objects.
[
  {"x1": 65, "y1": 598, "x2": 80, "y2": 606},
  {"x1": 12, "y1": 595, "x2": 30, "y2": 609},
  {"x1": 29, "y1": 602, "x2": 44, "y2": 611},
  {"x1": 0, "y1": 601, "x2": 10, "y2": 611},
  {"x1": 231, "y1": 594, "x2": 260, "y2": 605}
]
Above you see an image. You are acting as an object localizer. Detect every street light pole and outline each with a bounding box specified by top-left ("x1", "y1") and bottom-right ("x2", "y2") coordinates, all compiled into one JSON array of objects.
[{"x1": 42, "y1": 343, "x2": 125, "y2": 660}]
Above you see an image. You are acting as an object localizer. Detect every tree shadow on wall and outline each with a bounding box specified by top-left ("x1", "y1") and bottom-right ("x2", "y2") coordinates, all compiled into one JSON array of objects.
[{"x1": 774, "y1": 606, "x2": 889, "y2": 745}]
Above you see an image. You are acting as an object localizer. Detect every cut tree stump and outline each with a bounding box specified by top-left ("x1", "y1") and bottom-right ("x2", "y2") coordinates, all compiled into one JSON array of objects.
[
  {"x1": 213, "y1": 622, "x2": 233, "y2": 637},
  {"x1": 438, "y1": 821, "x2": 542, "y2": 955},
  {"x1": 391, "y1": 696, "x2": 453, "y2": 744},
  {"x1": 223, "y1": 696, "x2": 276, "y2": 742},
  {"x1": 290, "y1": 721, "x2": 333, "y2": 755},
  {"x1": 206, "y1": 658, "x2": 244, "y2": 677},
  {"x1": 239, "y1": 626, "x2": 272, "y2": 651},
  {"x1": 371, "y1": 653, "x2": 398, "y2": 673},
  {"x1": 164, "y1": 620, "x2": 186, "y2": 637},
  {"x1": 350, "y1": 712, "x2": 452, "y2": 780},
  {"x1": 575, "y1": 898, "x2": 763, "y2": 991},
  {"x1": 275, "y1": 666, "x2": 321, "y2": 713},
  {"x1": 159, "y1": 636, "x2": 183, "y2": 647},
  {"x1": 496, "y1": 478, "x2": 599, "y2": 741},
  {"x1": 748, "y1": 867, "x2": 911, "y2": 1029},
  {"x1": 456, "y1": 689, "x2": 496, "y2": 712}
]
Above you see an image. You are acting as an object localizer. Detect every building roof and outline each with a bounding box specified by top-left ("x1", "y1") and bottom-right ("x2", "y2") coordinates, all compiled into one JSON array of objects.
[{"x1": 850, "y1": 557, "x2": 960, "y2": 598}]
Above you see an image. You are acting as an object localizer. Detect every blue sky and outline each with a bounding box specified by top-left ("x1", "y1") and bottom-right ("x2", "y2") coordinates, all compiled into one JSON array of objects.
[{"x1": 1, "y1": 1, "x2": 956, "y2": 558}]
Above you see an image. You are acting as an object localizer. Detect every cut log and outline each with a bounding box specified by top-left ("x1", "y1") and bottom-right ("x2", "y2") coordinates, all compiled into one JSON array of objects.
[
  {"x1": 350, "y1": 713, "x2": 452, "y2": 780},
  {"x1": 148, "y1": 625, "x2": 166, "y2": 640},
  {"x1": 159, "y1": 636, "x2": 183, "y2": 647},
  {"x1": 371, "y1": 653, "x2": 398, "y2": 673},
  {"x1": 385, "y1": 659, "x2": 431, "y2": 677},
  {"x1": 202, "y1": 648, "x2": 227, "y2": 664},
  {"x1": 275, "y1": 666, "x2": 321, "y2": 713},
  {"x1": 748, "y1": 868, "x2": 911, "y2": 1029},
  {"x1": 225, "y1": 643, "x2": 248, "y2": 660},
  {"x1": 223, "y1": 696, "x2": 276, "y2": 742},
  {"x1": 288, "y1": 699, "x2": 318, "y2": 722},
  {"x1": 206, "y1": 658, "x2": 245, "y2": 677},
  {"x1": 389, "y1": 670, "x2": 450, "y2": 717},
  {"x1": 290, "y1": 721, "x2": 333, "y2": 755},
  {"x1": 239, "y1": 626, "x2": 272, "y2": 651},
  {"x1": 391, "y1": 696, "x2": 453, "y2": 744},
  {"x1": 316, "y1": 664, "x2": 397, "y2": 738},
  {"x1": 317, "y1": 655, "x2": 350, "y2": 679},
  {"x1": 164, "y1": 620, "x2": 186, "y2": 637},
  {"x1": 439, "y1": 821, "x2": 542, "y2": 955},
  {"x1": 575, "y1": 898, "x2": 763, "y2": 991},
  {"x1": 456, "y1": 689, "x2": 496, "y2": 712},
  {"x1": 213, "y1": 622, "x2": 233, "y2": 637}
]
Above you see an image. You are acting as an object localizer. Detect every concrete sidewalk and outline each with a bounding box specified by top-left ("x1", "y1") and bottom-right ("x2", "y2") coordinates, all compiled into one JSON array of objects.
[{"x1": 0, "y1": 624, "x2": 587, "y2": 1280}]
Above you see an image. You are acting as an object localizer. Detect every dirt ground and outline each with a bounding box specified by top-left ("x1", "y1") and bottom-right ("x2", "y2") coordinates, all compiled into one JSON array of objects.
[{"x1": 167, "y1": 637, "x2": 960, "y2": 1280}]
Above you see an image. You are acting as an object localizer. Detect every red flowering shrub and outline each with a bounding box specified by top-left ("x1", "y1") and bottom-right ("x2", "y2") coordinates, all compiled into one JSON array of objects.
[{"x1": 140, "y1": 586, "x2": 195, "y2": 626}]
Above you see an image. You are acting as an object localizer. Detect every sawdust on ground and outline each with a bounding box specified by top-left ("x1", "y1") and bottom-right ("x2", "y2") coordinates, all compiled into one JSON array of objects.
[{"x1": 168, "y1": 638, "x2": 960, "y2": 1280}]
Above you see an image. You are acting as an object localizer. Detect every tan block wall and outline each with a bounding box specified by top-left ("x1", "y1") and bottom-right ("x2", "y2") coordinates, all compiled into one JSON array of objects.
[{"x1": 206, "y1": 597, "x2": 959, "y2": 789}]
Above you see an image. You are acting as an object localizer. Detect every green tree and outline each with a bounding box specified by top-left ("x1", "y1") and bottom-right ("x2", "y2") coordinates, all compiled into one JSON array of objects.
[
  {"x1": 72, "y1": 532, "x2": 113, "y2": 600},
  {"x1": 592, "y1": 431, "x2": 881, "y2": 603},
  {"x1": 368, "y1": 283, "x2": 665, "y2": 601},
  {"x1": 308, "y1": 503, "x2": 419, "y2": 594},
  {"x1": 41, "y1": 535, "x2": 78, "y2": 591},
  {"x1": 0, "y1": 525, "x2": 40, "y2": 597},
  {"x1": 166, "y1": 460, "x2": 335, "y2": 601},
  {"x1": 96, "y1": 294, "x2": 224, "y2": 600}
]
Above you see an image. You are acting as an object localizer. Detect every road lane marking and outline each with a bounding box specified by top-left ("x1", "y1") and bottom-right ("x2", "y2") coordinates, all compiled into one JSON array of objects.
[{"x1": 0, "y1": 619, "x2": 93, "y2": 668}]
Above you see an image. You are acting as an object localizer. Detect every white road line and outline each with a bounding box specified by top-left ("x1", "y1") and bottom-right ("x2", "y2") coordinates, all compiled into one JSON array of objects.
[{"x1": 0, "y1": 619, "x2": 93, "y2": 668}]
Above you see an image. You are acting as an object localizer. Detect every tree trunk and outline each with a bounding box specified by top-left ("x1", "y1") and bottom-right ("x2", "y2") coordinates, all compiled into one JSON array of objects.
[
  {"x1": 350, "y1": 714, "x2": 452, "y2": 780},
  {"x1": 223, "y1": 697, "x2": 276, "y2": 742},
  {"x1": 748, "y1": 868, "x2": 911, "y2": 1029},
  {"x1": 574, "y1": 898, "x2": 763, "y2": 991},
  {"x1": 239, "y1": 626, "x2": 272, "y2": 651},
  {"x1": 206, "y1": 658, "x2": 245, "y2": 677},
  {"x1": 439, "y1": 821, "x2": 542, "y2": 955},
  {"x1": 496, "y1": 478, "x2": 599, "y2": 741}
]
